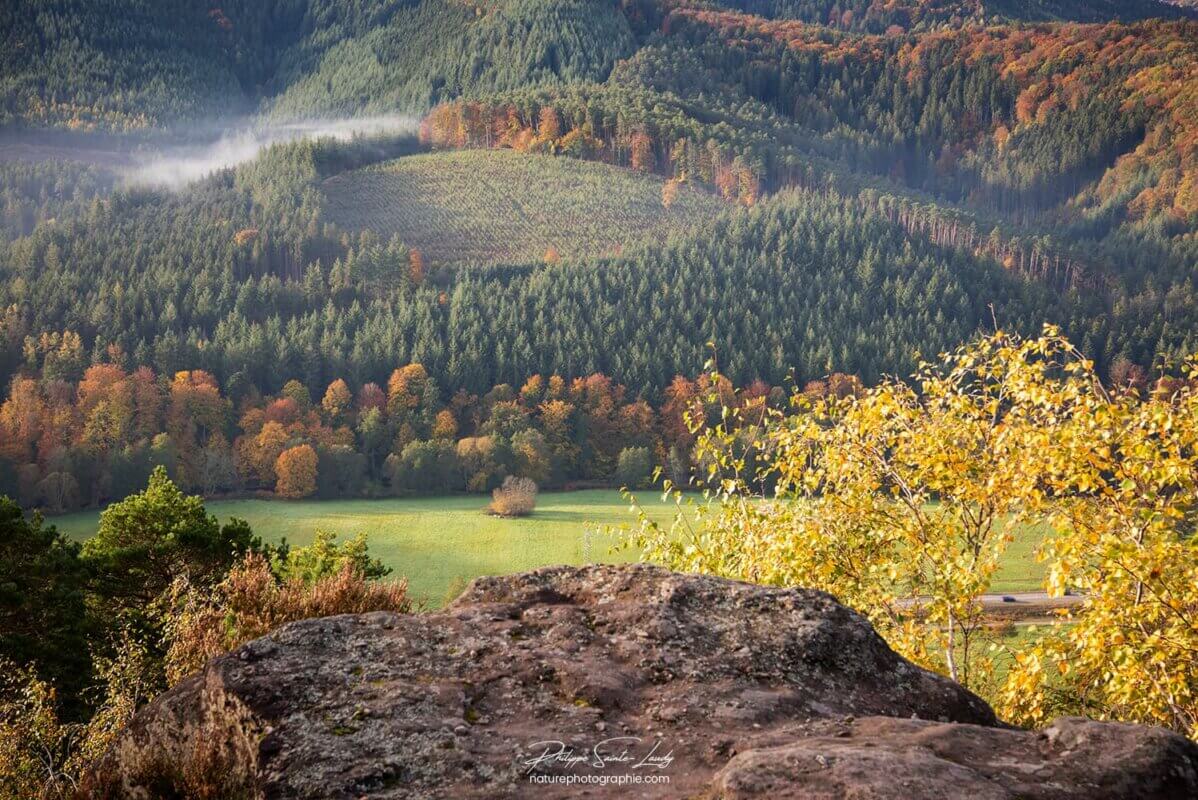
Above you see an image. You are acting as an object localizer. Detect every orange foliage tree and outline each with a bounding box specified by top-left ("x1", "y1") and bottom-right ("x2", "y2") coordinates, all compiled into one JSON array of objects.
[
  {"x1": 408, "y1": 249, "x2": 425, "y2": 285},
  {"x1": 275, "y1": 444, "x2": 317, "y2": 499}
]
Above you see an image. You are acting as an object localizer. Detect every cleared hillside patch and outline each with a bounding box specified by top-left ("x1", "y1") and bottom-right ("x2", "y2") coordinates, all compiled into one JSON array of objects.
[{"x1": 320, "y1": 149, "x2": 727, "y2": 265}]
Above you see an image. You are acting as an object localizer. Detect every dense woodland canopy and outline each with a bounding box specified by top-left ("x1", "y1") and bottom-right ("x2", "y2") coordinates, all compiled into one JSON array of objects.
[
  {"x1": 1, "y1": 0, "x2": 1197, "y2": 509},
  {"x1": 709, "y1": 0, "x2": 1192, "y2": 29}
]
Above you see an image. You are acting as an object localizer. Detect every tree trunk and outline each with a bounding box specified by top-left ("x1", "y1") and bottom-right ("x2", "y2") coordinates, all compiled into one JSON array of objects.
[{"x1": 945, "y1": 612, "x2": 959, "y2": 683}]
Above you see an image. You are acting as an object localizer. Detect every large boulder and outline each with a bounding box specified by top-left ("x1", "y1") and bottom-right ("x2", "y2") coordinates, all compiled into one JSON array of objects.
[{"x1": 94, "y1": 564, "x2": 1198, "y2": 799}]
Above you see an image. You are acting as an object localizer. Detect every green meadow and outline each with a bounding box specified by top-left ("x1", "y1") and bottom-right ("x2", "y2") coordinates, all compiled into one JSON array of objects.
[{"x1": 52, "y1": 491, "x2": 1049, "y2": 606}]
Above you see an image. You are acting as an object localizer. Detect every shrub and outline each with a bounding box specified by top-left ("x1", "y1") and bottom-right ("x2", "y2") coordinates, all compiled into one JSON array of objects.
[
  {"x1": 271, "y1": 530, "x2": 390, "y2": 583},
  {"x1": 0, "y1": 662, "x2": 72, "y2": 800},
  {"x1": 0, "y1": 638, "x2": 162, "y2": 800},
  {"x1": 164, "y1": 551, "x2": 409, "y2": 684},
  {"x1": 0, "y1": 500, "x2": 90, "y2": 713},
  {"x1": 487, "y1": 476, "x2": 537, "y2": 517}
]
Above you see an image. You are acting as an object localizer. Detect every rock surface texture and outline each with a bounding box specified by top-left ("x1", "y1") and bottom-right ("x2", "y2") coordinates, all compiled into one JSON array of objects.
[{"x1": 98, "y1": 564, "x2": 1198, "y2": 799}]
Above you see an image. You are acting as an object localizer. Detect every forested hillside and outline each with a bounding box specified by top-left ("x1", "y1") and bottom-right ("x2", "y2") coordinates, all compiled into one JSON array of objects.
[
  {"x1": 705, "y1": 0, "x2": 1191, "y2": 29},
  {"x1": 1, "y1": 0, "x2": 637, "y2": 130},
  {"x1": 1, "y1": 0, "x2": 241, "y2": 129},
  {"x1": 0, "y1": 143, "x2": 1050, "y2": 396}
]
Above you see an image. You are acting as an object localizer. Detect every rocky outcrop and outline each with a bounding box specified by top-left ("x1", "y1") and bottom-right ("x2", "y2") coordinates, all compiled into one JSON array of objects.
[
  {"x1": 713, "y1": 716, "x2": 1198, "y2": 799},
  {"x1": 96, "y1": 564, "x2": 1198, "y2": 799}
]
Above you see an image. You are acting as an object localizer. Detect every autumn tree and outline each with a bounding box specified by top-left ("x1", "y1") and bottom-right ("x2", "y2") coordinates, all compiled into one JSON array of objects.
[
  {"x1": 356, "y1": 383, "x2": 386, "y2": 414},
  {"x1": 279, "y1": 380, "x2": 311, "y2": 412},
  {"x1": 321, "y1": 379, "x2": 352, "y2": 424},
  {"x1": 165, "y1": 371, "x2": 228, "y2": 489},
  {"x1": 0, "y1": 377, "x2": 44, "y2": 463},
  {"x1": 996, "y1": 347, "x2": 1198, "y2": 737},
  {"x1": 432, "y1": 409, "x2": 458, "y2": 440},
  {"x1": 661, "y1": 376, "x2": 699, "y2": 451},
  {"x1": 387, "y1": 364, "x2": 429, "y2": 419},
  {"x1": 129, "y1": 367, "x2": 161, "y2": 441},
  {"x1": 75, "y1": 364, "x2": 133, "y2": 457},
  {"x1": 538, "y1": 398, "x2": 578, "y2": 478},
  {"x1": 408, "y1": 249, "x2": 425, "y2": 285},
  {"x1": 519, "y1": 375, "x2": 544, "y2": 406},
  {"x1": 631, "y1": 327, "x2": 1198, "y2": 733},
  {"x1": 275, "y1": 444, "x2": 317, "y2": 499},
  {"x1": 662, "y1": 177, "x2": 680, "y2": 209},
  {"x1": 537, "y1": 106, "x2": 562, "y2": 142},
  {"x1": 511, "y1": 429, "x2": 551, "y2": 484},
  {"x1": 236, "y1": 420, "x2": 289, "y2": 487},
  {"x1": 630, "y1": 131, "x2": 655, "y2": 173}
]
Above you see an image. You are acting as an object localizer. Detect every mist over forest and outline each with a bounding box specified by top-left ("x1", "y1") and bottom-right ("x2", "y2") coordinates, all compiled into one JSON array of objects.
[{"x1": 1, "y1": 115, "x2": 418, "y2": 189}]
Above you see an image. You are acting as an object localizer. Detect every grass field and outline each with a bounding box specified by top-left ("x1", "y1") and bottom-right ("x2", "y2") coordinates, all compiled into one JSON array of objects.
[
  {"x1": 52, "y1": 490, "x2": 1050, "y2": 607},
  {"x1": 321, "y1": 149, "x2": 727, "y2": 266}
]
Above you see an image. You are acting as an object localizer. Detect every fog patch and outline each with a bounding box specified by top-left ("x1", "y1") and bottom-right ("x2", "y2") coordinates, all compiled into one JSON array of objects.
[{"x1": 123, "y1": 116, "x2": 417, "y2": 189}]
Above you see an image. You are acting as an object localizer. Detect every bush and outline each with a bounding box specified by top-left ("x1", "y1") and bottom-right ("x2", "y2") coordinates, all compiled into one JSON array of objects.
[
  {"x1": 0, "y1": 500, "x2": 90, "y2": 713},
  {"x1": 487, "y1": 476, "x2": 537, "y2": 517},
  {"x1": 164, "y1": 551, "x2": 409, "y2": 684},
  {"x1": 0, "y1": 662, "x2": 73, "y2": 800}
]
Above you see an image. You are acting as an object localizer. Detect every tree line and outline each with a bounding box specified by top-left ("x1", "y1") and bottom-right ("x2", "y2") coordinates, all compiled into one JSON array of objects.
[{"x1": 0, "y1": 354, "x2": 828, "y2": 512}]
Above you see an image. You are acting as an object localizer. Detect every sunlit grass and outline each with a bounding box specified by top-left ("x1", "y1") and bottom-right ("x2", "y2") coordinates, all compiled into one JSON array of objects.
[{"x1": 52, "y1": 489, "x2": 1049, "y2": 606}]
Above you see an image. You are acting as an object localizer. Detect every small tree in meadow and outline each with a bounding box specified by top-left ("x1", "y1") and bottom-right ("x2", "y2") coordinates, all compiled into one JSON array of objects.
[{"x1": 488, "y1": 476, "x2": 537, "y2": 517}]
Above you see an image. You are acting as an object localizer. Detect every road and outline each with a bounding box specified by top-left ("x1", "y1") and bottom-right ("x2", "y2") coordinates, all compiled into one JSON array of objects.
[
  {"x1": 978, "y1": 591, "x2": 1082, "y2": 611},
  {"x1": 896, "y1": 591, "x2": 1083, "y2": 622}
]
